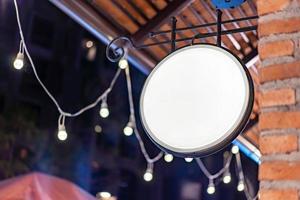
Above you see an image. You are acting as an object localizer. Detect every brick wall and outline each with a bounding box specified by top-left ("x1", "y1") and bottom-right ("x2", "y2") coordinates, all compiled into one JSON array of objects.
[{"x1": 257, "y1": 0, "x2": 300, "y2": 199}]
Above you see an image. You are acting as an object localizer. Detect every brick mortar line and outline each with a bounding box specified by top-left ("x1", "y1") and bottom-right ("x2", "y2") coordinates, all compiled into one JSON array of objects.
[
  {"x1": 259, "y1": 7, "x2": 300, "y2": 23},
  {"x1": 260, "y1": 180, "x2": 300, "y2": 189},
  {"x1": 260, "y1": 129, "x2": 300, "y2": 136},
  {"x1": 260, "y1": 78, "x2": 300, "y2": 91},
  {"x1": 260, "y1": 56, "x2": 296, "y2": 67},
  {"x1": 261, "y1": 104, "x2": 300, "y2": 113},
  {"x1": 259, "y1": 32, "x2": 300, "y2": 44},
  {"x1": 261, "y1": 152, "x2": 300, "y2": 162}
]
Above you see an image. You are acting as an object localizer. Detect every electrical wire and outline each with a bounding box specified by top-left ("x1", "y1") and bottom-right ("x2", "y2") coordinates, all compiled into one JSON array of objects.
[
  {"x1": 13, "y1": 0, "x2": 121, "y2": 118},
  {"x1": 235, "y1": 152, "x2": 259, "y2": 200},
  {"x1": 14, "y1": 0, "x2": 259, "y2": 192},
  {"x1": 196, "y1": 153, "x2": 232, "y2": 179},
  {"x1": 124, "y1": 66, "x2": 163, "y2": 164}
]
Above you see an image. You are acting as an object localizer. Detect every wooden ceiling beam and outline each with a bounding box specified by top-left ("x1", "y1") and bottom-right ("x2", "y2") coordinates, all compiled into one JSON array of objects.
[
  {"x1": 132, "y1": 0, "x2": 195, "y2": 44},
  {"x1": 49, "y1": 0, "x2": 156, "y2": 73}
]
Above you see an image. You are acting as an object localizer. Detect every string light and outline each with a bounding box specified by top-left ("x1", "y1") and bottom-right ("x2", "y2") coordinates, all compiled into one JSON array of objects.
[
  {"x1": 99, "y1": 96, "x2": 109, "y2": 118},
  {"x1": 13, "y1": 52, "x2": 24, "y2": 70},
  {"x1": 118, "y1": 58, "x2": 128, "y2": 69},
  {"x1": 237, "y1": 180, "x2": 245, "y2": 192},
  {"x1": 143, "y1": 163, "x2": 153, "y2": 182},
  {"x1": 85, "y1": 40, "x2": 94, "y2": 48},
  {"x1": 57, "y1": 115, "x2": 67, "y2": 141},
  {"x1": 94, "y1": 125, "x2": 102, "y2": 133},
  {"x1": 12, "y1": 1, "x2": 259, "y2": 198},
  {"x1": 184, "y1": 157, "x2": 193, "y2": 162},
  {"x1": 235, "y1": 150, "x2": 245, "y2": 192},
  {"x1": 97, "y1": 191, "x2": 111, "y2": 199},
  {"x1": 164, "y1": 154, "x2": 173, "y2": 163},
  {"x1": 207, "y1": 179, "x2": 215, "y2": 195},
  {"x1": 231, "y1": 145, "x2": 239, "y2": 154},
  {"x1": 123, "y1": 115, "x2": 134, "y2": 136},
  {"x1": 222, "y1": 151, "x2": 231, "y2": 184},
  {"x1": 222, "y1": 171, "x2": 231, "y2": 184},
  {"x1": 124, "y1": 65, "x2": 163, "y2": 170},
  {"x1": 13, "y1": 40, "x2": 25, "y2": 70}
]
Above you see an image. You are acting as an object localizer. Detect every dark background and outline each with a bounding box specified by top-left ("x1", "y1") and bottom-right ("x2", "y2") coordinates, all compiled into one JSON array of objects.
[{"x1": 0, "y1": 0, "x2": 258, "y2": 199}]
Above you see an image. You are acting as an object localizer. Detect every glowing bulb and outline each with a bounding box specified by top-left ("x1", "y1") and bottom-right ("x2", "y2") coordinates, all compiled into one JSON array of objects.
[
  {"x1": 94, "y1": 125, "x2": 102, "y2": 133},
  {"x1": 231, "y1": 145, "x2": 239, "y2": 154},
  {"x1": 164, "y1": 154, "x2": 173, "y2": 163},
  {"x1": 57, "y1": 125, "x2": 68, "y2": 141},
  {"x1": 223, "y1": 173, "x2": 231, "y2": 184},
  {"x1": 13, "y1": 52, "x2": 24, "y2": 70},
  {"x1": 143, "y1": 169, "x2": 153, "y2": 182},
  {"x1": 99, "y1": 101, "x2": 109, "y2": 118},
  {"x1": 237, "y1": 181, "x2": 245, "y2": 192},
  {"x1": 85, "y1": 40, "x2": 94, "y2": 48},
  {"x1": 123, "y1": 121, "x2": 134, "y2": 136},
  {"x1": 98, "y1": 191, "x2": 111, "y2": 199},
  {"x1": 207, "y1": 182, "x2": 215, "y2": 195},
  {"x1": 184, "y1": 157, "x2": 193, "y2": 163},
  {"x1": 118, "y1": 58, "x2": 128, "y2": 69}
]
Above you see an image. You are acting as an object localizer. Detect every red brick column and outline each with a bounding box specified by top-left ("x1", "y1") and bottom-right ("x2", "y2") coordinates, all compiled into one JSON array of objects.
[{"x1": 257, "y1": 0, "x2": 300, "y2": 199}]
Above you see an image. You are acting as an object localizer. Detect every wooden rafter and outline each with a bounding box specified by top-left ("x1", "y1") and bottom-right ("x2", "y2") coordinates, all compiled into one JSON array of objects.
[
  {"x1": 49, "y1": 0, "x2": 156, "y2": 71},
  {"x1": 131, "y1": 0, "x2": 195, "y2": 44}
]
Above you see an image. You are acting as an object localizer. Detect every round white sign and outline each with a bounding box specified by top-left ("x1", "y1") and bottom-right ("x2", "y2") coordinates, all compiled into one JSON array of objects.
[{"x1": 140, "y1": 44, "x2": 254, "y2": 157}]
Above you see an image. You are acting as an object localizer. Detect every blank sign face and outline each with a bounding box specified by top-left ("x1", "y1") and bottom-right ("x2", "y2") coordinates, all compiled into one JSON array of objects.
[{"x1": 140, "y1": 44, "x2": 253, "y2": 157}]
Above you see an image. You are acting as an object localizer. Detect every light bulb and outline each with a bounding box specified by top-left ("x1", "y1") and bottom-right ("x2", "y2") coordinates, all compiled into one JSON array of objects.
[
  {"x1": 99, "y1": 101, "x2": 109, "y2": 118},
  {"x1": 98, "y1": 191, "x2": 111, "y2": 199},
  {"x1": 58, "y1": 125, "x2": 68, "y2": 141},
  {"x1": 85, "y1": 40, "x2": 94, "y2": 48},
  {"x1": 13, "y1": 52, "x2": 24, "y2": 70},
  {"x1": 184, "y1": 157, "x2": 193, "y2": 163},
  {"x1": 207, "y1": 181, "x2": 215, "y2": 195},
  {"x1": 143, "y1": 169, "x2": 153, "y2": 182},
  {"x1": 237, "y1": 180, "x2": 245, "y2": 192},
  {"x1": 94, "y1": 125, "x2": 102, "y2": 133},
  {"x1": 123, "y1": 121, "x2": 134, "y2": 136},
  {"x1": 231, "y1": 145, "x2": 239, "y2": 154},
  {"x1": 164, "y1": 154, "x2": 173, "y2": 163},
  {"x1": 223, "y1": 173, "x2": 231, "y2": 184},
  {"x1": 118, "y1": 58, "x2": 128, "y2": 69}
]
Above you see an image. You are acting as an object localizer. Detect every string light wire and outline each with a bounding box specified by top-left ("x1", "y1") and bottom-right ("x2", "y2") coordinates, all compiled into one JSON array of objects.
[
  {"x1": 13, "y1": 0, "x2": 121, "y2": 118},
  {"x1": 235, "y1": 151, "x2": 259, "y2": 200},
  {"x1": 13, "y1": 0, "x2": 258, "y2": 195},
  {"x1": 124, "y1": 66, "x2": 163, "y2": 164},
  {"x1": 196, "y1": 153, "x2": 232, "y2": 180}
]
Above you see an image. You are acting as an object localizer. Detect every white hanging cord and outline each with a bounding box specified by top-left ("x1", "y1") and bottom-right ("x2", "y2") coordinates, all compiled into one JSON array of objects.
[
  {"x1": 13, "y1": 0, "x2": 121, "y2": 118},
  {"x1": 124, "y1": 66, "x2": 163, "y2": 164},
  {"x1": 195, "y1": 153, "x2": 232, "y2": 180},
  {"x1": 18, "y1": 40, "x2": 24, "y2": 54},
  {"x1": 235, "y1": 152, "x2": 259, "y2": 200}
]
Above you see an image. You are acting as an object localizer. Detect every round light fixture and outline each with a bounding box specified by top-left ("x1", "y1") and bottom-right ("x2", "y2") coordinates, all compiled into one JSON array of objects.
[{"x1": 140, "y1": 44, "x2": 253, "y2": 157}]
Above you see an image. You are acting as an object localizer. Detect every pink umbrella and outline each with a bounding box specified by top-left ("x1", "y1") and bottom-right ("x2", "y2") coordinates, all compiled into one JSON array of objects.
[{"x1": 0, "y1": 172, "x2": 97, "y2": 200}]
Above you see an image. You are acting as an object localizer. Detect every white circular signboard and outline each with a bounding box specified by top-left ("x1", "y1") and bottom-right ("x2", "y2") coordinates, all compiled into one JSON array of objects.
[{"x1": 140, "y1": 44, "x2": 254, "y2": 157}]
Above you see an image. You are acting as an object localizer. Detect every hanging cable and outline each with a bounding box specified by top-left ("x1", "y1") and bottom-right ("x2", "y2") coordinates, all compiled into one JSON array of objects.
[
  {"x1": 13, "y1": 0, "x2": 121, "y2": 118},
  {"x1": 124, "y1": 65, "x2": 163, "y2": 164},
  {"x1": 196, "y1": 153, "x2": 232, "y2": 180}
]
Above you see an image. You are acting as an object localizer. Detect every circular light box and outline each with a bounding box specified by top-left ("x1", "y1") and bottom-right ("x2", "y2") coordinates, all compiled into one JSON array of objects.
[{"x1": 140, "y1": 44, "x2": 254, "y2": 157}]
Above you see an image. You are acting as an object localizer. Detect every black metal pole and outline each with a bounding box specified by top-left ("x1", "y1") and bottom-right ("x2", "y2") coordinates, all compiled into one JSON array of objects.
[
  {"x1": 136, "y1": 25, "x2": 257, "y2": 49},
  {"x1": 217, "y1": 9, "x2": 222, "y2": 47},
  {"x1": 171, "y1": 17, "x2": 177, "y2": 53},
  {"x1": 149, "y1": 15, "x2": 258, "y2": 36}
]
